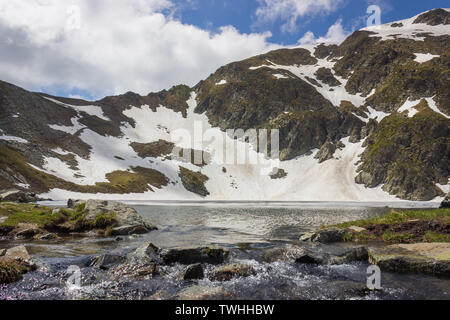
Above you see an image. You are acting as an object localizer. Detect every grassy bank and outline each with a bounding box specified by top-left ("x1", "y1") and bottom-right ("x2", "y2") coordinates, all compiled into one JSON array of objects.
[{"x1": 332, "y1": 208, "x2": 450, "y2": 244}]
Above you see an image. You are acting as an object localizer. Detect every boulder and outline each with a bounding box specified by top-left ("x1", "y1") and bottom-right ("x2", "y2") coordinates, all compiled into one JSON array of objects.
[
  {"x1": 184, "y1": 264, "x2": 204, "y2": 281},
  {"x1": 128, "y1": 243, "x2": 160, "y2": 263},
  {"x1": 38, "y1": 233, "x2": 57, "y2": 240},
  {"x1": 111, "y1": 225, "x2": 149, "y2": 236},
  {"x1": 110, "y1": 261, "x2": 159, "y2": 279},
  {"x1": 90, "y1": 254, "x2": 126, "y2": 270},
  {"x1": 83, "y1": 200, "x2": 157, "y2": 235},
  {"x1": 368, "y1": 243, "x2": 450, "y2": 276},
  {"x1": 3, "y1": 246, "x2": 34, "y2": 266},
  {"x1": 300, "y1": 228, "x2": 349, "y2": 243},
  {"x1": 0, "y1": 248, "x2": 6, "y2": 256},
  {"x1": 211, "y1": 263, "x2": 256, "y2": 281},
  {"x1": 161, "y1": 247, "x2": 229, "y2": 265},
  {"x1": 16, "y1": 228, "x2": 40, "y2": 239}
]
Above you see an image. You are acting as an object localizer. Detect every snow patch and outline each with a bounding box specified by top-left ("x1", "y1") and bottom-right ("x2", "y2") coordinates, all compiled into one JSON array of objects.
[
  {"x1": 398, "y1": 99, "x2": 420, "y2": 118},
  {"x1": 49, "y1": 117, "x2": 86, "y2": 135},
  {"x1": 44, "y1": 97, "x2": 110, "y2": 121},
  {"x1": 216, "y1": 80, "x2": 227, "y2": 85},
  {"x1": 414, "y1": 53, "x2": 440, "y2": 63},
  {"x1": 0, "y1": 135, "x2": 29, "y2": 144}
]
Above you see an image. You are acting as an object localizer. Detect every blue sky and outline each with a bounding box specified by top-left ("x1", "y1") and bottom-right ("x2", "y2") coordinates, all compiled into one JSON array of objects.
[
  {"x1": 177, "y1": 0, "x2": 450, "y2": 45},
  {"x1": 0, "y1": 0, "x2": 448, "y2": 100}
]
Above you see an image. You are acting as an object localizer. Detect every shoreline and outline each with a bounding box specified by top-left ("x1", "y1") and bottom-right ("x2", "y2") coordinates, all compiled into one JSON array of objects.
[{"x1": 38, "y1": 200, "x2": 443, "y2": 209}]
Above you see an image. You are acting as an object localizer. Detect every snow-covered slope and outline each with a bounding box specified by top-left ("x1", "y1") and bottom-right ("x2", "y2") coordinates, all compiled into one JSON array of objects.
[{"x1": 0, "y1": 9, "x2": 449, "y2": 202}]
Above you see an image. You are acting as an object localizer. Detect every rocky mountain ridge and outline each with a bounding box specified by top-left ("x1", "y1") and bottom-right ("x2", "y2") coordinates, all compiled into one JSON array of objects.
[{"x1": 0, "y1": 9, "x2": 449, "y2": 201}]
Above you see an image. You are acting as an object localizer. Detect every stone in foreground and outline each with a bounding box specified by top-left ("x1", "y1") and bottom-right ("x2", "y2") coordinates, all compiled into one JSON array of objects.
[
  {"x1": 368, "y1": 243, "x2": 450, "y2": 276},
  {"x1": 211, "y1": 263, "x2": 256, "y2": 281},
  {"x1": 161, "y1": 247, "x2": 229, "y2": 265}
]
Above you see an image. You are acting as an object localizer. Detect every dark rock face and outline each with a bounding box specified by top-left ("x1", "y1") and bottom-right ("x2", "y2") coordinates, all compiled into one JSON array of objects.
[
  {"x1": 178, "y1": 167, "x2": 210, "y2": 197},
  {"x1": 441, "y1": 193, "x2": 450, "y2": 208},
  {"x1": 184, "y1": 264, "x2": 204, "y2": 281},
  {"x1": 90, "y1": 254, "x2": 127, "y2": 270},
  {"x1": 315, "y1": 68, "x2": 341, "y2": 87},
  {"x1": 355, "y1": 110, "x2": 449, "y2": 201},
  {"x1": 161, "y1": 247, "x2": 229, "y2": 265},
  {"x1": 413, "y1": 9, "x2": 450, "y2": 26},
  {"x1": 314, "y1": 141, "x2": 338, "y2": 163}
]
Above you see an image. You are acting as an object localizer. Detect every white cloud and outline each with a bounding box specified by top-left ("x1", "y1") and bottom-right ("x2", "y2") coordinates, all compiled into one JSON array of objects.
[
  {"x1": 0, "y1": 0, "x2": 279, "y2": 99},
  {"x1": 255, "y1": 0, "x2": 344, "y2": 33},
  {"x1": 298, "y1": 19, "x2": 349, "y2": 45}
]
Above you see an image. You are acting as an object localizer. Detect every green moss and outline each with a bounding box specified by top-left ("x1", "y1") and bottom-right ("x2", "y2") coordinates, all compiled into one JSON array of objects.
[
  {"x1": 424, "y1": 231, "x2": 450, "y2": 243},
  {"x1": 0, "y1": 260, "x2": 27, "y2": 284},
  {"x1": 334, "y1": 208, "x2": 450, "y2": 229},
  {"x1": 382, "y1": 231, "x2": 414, "y2": 243}
]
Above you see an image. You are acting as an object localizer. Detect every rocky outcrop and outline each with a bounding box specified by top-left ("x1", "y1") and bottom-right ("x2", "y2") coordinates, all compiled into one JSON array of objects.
[
  {"x1": 368, "y1": 243, "x2": 450, "y2": 276},
  {"x1": 82, "y1": 200, "x2": 157, "y2": 235},
  {"x1": 178, "y1": 167, "x2": 210, "y2": 197},
  {"x1": 355, "y1": 110, "x2": 449, "y2": 201},
  {"x1": 0, "y1": 190, "x2": 42, "y2": 203}
]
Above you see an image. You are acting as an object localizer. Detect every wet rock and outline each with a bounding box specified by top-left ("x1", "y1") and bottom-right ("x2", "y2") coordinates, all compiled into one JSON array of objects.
[
  {"x1": 300, "y1": 228, "x2": 349, "y2": 243},
  {"x1": 184, "y1": 264, "x2": 204, "y2": 281},
  {"x1": 177, "y1": 285, "x2": 229, "y2": 300},
  {"x1": 161, "y1": 247, "x2": 229, "y2": 265},
  {"x1": 38, "y1": 233, "x2": 57, "y2": 240},
  {"x1": 110, "y1": 261, "x2": 159, "y2": 279},
  {"x1": 90, "y1": 254, "x2": 126, "y2": 270},
  {"x1": 115, "y1": 237, "x2": 124, "y2": 242},
  {"x1": 128, "y1": 243, "x2": 160, "y2": 262},
  {"x1": 16, "y1": 228, "x2": 40, "y2": 239},
  {"x1": 326, "y1": 246, "x2": 369, "y2": 265},
  {"x1": 211, "y1": 263, "x2": 256, "y2": 281},
  {"x1": 111, "y1": 225, "x2": 149, "y2": 236},
  {"x1": 0, "y1": 248, "x2": 6, "y2": 256},
  {"x1": 368, "y1": 243, "x2": 450, "y2": 276}
]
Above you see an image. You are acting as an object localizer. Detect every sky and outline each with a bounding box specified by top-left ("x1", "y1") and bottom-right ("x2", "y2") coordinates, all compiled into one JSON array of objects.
[{"x1": 0, "y1": 0, "x2": 448, "y2": 100}]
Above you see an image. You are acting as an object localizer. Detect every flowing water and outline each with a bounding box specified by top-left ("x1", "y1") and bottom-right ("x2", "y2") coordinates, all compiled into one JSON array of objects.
[{"x1": 1, "y1": 203, "x2": 449, "y2": 300}]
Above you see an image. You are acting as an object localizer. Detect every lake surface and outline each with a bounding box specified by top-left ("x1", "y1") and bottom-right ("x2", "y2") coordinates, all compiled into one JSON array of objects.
[{"x1": 1, "y1": 204, "x2": 449, "y2": 300}]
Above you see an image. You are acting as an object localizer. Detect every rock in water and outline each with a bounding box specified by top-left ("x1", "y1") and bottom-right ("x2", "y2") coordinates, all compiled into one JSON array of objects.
[
  {"x1": 211, "y1": 264, "x2": 256, "y2": 281},
  {"x1": 161, "y1": 247, "x2": 229, "y2": 265},
  {"x1": 83, "y1": 200, "x2": 157, "y2": 235},
  {"x1": 0, "y1": 246, "x2": 36, "y2": 284},
  {"x1": 90, "y1": 254, "x2": 126, "y2": 270},
  {"x1": 368, "y1": 243, "x2": 450, "y2": 276},
  {"x1": 184, "y1": 264, "x2": 204, "y2": 281}
]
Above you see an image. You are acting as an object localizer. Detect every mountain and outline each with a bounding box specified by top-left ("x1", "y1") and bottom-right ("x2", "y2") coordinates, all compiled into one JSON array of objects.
[{"x1": 0, "y1": 9, "x2": 449, "y2": 202}]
